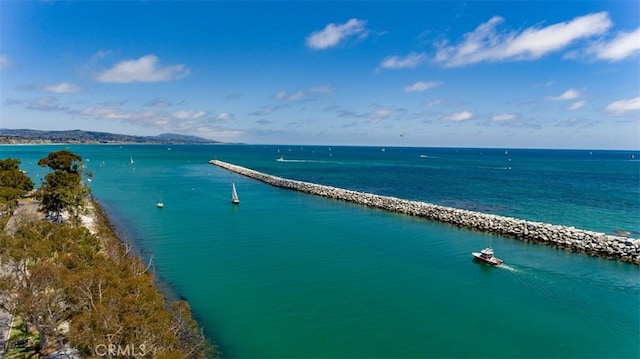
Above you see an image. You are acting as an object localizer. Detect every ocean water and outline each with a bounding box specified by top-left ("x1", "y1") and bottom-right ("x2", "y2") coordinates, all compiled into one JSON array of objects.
[{"x1": 1, "y1": 144, "x2": 639, "y2": 358}]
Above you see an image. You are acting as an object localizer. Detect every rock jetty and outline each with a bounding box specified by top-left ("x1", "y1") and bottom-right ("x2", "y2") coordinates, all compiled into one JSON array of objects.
[{"x1": 210, "y1": 160, "x2": 640, "y2": 264}]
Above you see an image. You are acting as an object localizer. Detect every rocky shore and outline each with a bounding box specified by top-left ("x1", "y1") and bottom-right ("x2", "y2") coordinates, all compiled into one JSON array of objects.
[{"x1": 210, "y1": 160, "x2": 640, "y2": 264}]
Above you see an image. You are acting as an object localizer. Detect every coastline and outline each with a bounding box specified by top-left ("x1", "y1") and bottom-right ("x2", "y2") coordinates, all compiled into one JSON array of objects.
[
  {"x1": 1, "y1": 196, "x2": 216, "y2": 357},
  {"x1": 210, "y1": 159, "x2": 640, "y2": 264},
  {"x1": 85, "y1": 197, "x2": 218, "y2": 357}
]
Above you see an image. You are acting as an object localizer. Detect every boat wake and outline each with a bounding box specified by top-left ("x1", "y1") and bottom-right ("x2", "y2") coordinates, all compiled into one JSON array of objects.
[
  {"x1": 276, "y1": 158, "x2": 332, "y2": 164},
  {"x1": 498, "y1": 264, "x2": 518, "y2": 272},
  {"x1": 503, "y1": 265, "x2": 636, "y2": 337},
  {"x1": 477, "y1": 166, "x2": 512, "y2": 170}
]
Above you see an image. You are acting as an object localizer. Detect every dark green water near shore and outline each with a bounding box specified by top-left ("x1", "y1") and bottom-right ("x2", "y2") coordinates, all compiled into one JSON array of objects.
[{"x1": 2, "y1": 144, "x2": 639, "y2": 358}]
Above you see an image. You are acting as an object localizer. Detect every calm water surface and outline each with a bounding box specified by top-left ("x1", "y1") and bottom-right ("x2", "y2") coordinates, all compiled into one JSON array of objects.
[{"x1": 1, "y1": 144, "x2": 638, "y2": 358}]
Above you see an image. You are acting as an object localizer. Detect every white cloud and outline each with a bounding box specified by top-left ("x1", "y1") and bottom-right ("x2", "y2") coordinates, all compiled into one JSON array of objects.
[
  {"x1": 26, "y1": 96, "x2": 67, "y2": 112},
  {"x1": 72, "y1": 105, "x2": 215, "y2": 135},
  {"x1": 0, "y1": 54, "x2": 9, "y2": 70},
  {"x1": 76, "y1": 107, "x2": 141, "y2": 120},
  {"x1": 380, "y1": 52, "x2": 427, "y2": 69},
  {"x1": 434, "y1": 12, "x2": 612, "y2": 67},
  {"x1": 568, "y1": 100, "x2": 586, "y2": 110},
  {"x1": 217, "y1": 112, "x2": 233, "y2": 120},
  {"x1": 96, "y1": 54, "x2": 190, "y2": 83},
  {"x1": 43, "y1": 82, "x2": 81, "y2": 93},
  {"x1": 548, "y1": 88, "x2": 581, "y2": 101},
  {"x1": 589, "y1": 27, "x2": 640, "y2": 61},
  {"x1": 274, "y1": 85, "x2": 334, "y2": 102},
  {"x1": 369, "y1": 108, "x2": 396, "y2": 123},
  {"x1": 91, "y1": 49, "x2": 114, "y2": 61},
  {"x1": 605, "y1": 96, "x2": 640, "y2": 116},
  {"x1": 172, "y1": 110, "x2": 206, "y2": 120},
  {"x1": 443, "y1": 110, "x2": 473, "y2": 121},
  {"x1": 144, "y1": 98, "x2": 173, "y2": 107},
  {"x1": 404, "y1": 81, "x2": 441, "y2": 93},
  {"x1": 306, "y1": 18, "x2": 368, "y2": 50},
  {"x1": 492, "y1": 113, "x2": 516, "y2": 122}
]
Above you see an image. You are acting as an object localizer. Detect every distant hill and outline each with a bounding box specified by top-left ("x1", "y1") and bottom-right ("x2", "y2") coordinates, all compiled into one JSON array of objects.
[{"x1": 0, "y1": 129, "x2": 222, "y2": 144}]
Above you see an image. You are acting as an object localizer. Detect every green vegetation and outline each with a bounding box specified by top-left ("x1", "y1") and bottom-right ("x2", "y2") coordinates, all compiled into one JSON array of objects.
[
  {"x1": 0, "y1": 158, "x2": 35, "y2": 227},
  {"x1": 0, "y1": 150, "x2": 215, "y2": 358},
  {"x1": 36, "y1": 150, "x2": 88, "y2": 225},
  {"x1": 5, "y1": 317, "x2": 39, "y2": 358}
]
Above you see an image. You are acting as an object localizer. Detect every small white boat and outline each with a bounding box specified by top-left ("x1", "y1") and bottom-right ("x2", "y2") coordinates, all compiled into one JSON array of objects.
[
  {"x1": 231, "y1": 182, "x2": 240, "y2": 204},
  {"x1": 130, "y1": 155, "x2": 135, "y2": 164},
  {"x1": 472, "y1": 247, "x2": 503, "y2": 266},
  {"x1": 156, "y1": 202, "x2": 164, "y2": 208},
  {"x1": 276, "y1": 156, "x2": 285, "y2": 162}
]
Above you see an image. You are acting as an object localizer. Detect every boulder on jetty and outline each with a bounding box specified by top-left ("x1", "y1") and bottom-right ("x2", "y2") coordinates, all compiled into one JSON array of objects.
[{"x1": 210, "y1": 160, "x2": 640, "y2": 265}]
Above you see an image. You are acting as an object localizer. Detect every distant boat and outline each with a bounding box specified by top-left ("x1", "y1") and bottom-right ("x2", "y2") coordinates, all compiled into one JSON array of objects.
[
  {"x1": 231, "y1": 182, "x2": 240, "y2": 204},
  {"x1": 276, "y1": 156, "x2": 285, "y2": 162},
  {"x1": 472, "y1": 247, "x2": 503, "y2": 266},
  {"x1": 420, "y1": 154, "x2": 427, "y2": 158},
  {"x1": 156, "y1": 202, "x2": 164, "y2": 208},
  {"x1": 130, "y1": 155, "x2": 134, "y2": 164}
]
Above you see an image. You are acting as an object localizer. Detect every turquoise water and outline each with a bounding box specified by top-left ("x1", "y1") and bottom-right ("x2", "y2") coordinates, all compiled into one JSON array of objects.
[{"x1": 2, "y1": 144, "x2": 639, "y2": 358}]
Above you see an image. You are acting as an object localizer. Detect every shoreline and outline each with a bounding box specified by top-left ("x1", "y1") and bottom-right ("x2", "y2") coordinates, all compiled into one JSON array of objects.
[
  {"x1": 86, "y1": 197, "x2": 218, "y2": 356},
  {"x1": 210, "y1": 159, "x2": 640, "y2": 264},
  {"x1": 1, "y1": 197, "x2": 216, "y2": 357}
]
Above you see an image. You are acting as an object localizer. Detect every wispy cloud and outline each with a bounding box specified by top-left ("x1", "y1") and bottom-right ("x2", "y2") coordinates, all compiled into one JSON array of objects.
[
  {"x1": 605, "y1": 96, "x2": 640, "y2": 116},
  {"x1": 225, "y1": 93, "x2": 242, "y2": 100},
  {"x1": 369, "y1": 108, "x2": 397, "y2": 123},
  {"x1": 587, "y1": 27, "x2": 640, "y2": 61},
  {"x1": 95, "y1": 54, "x2": 190, "y2": 83},
  {"x1": 26, "y1": 96, "x2": 68, "y2": 112},
  {"x1": 568, "y1": 100, "x2": 586, "y2": 110},
  {"x1": 434, "y1": 12, "x2": 612, "y2": 67},
  {"x1": 492, "y1": 113, "x2": 516, "y2": 122},
  {"x1": 216, "y1": 112, "x2": 233, "y2": 121},
  {"x1": 172, "y1": 110, "x2": 206, "y2": 120},
  {"x1": 274, "y1": 85, "x2": 334, "y2": 102},
  {"x1": 43, "y1": 82, "x2": 81, "y2": 93},
  {"x1": 334, "y1": 106, "x2": 404, "y2": 123},
  {"x1": 306, "y1": 18, "x2": 368, "y2": 50},
  {"x1": 0, "y1": 54, "x2": 10, "y2": 70},
  {"x1": 404, "y1": 81, "x2": 441, "y2": 93},
  {"x1": 144, "y1": 98, "x2": 174, "y2": 107},
  {"x1": 380, "y1": 52, "x2": 427, "y2": 69},
  {"x1": 548, "y1": 88, "x2": 581, "y2": 101},
  {"x1": 443, "y1": 110, "x2": 473, "y2": 121}
]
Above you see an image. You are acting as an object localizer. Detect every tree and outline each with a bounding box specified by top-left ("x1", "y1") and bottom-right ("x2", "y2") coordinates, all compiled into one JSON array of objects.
[
  {"x1": 0, "y1": 158, "x2": 35, "y2": 204},
  {"x1": 37, "y1": 150, "x2": 88, "y2": 224},
  {"x1": 0, "y1": 221, "x2": 87, "y2": 354},
  {"x1": 37, "y1": 150, "x2": 83, "y2": 174}
]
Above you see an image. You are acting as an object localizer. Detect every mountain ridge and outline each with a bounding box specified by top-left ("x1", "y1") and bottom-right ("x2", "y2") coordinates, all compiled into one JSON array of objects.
[{"x1": 0, "y1": 129, "x2": 222, "y2": 144}]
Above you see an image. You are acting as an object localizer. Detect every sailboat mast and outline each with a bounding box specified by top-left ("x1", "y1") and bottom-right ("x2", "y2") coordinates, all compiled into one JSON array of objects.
[{"x1": 231, "y1": 182, "x2": 239, "y2": 204}]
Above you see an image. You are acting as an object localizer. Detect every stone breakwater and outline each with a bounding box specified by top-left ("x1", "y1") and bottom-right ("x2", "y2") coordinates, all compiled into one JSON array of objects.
[{"x1": 210, "y1": 160, "x2": 640, "y2": 264}]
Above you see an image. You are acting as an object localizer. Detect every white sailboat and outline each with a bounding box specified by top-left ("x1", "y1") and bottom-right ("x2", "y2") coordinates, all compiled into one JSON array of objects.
[
  {"x1": 130, "y1": 155, "x2": 134, "y2": 164},
  {"x1": 231, "y1": 182, "x2": 240, "y2": 204}
]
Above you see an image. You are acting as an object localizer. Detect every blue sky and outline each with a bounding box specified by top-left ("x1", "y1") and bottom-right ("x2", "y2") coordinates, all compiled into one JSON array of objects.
[{"x1": 1, "y1": 1, "x2": 639, "y2": 149}]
